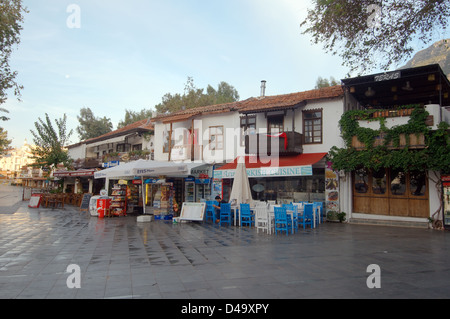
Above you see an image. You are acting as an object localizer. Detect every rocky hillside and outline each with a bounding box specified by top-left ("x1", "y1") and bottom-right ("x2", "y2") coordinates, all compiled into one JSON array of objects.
[{"x1": 400, "y1": 39, "x2": 450, "y2": 78}]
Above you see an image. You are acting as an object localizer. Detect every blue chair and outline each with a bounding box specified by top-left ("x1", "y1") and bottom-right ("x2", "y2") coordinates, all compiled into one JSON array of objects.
[
  {"x1": 219, "y1": 203, "x2": 231, "y2": 226},
  {"x1": 283, "y1": 204, "x2": 298, "y2": 233},
  {"x1": 274, "y1": 206, "x2": 290, "y2": 236},
  {"x1": 240, "y1": 203, "x2": 254, "y2": 227},
  {"x1": 205, "y1": 201, "x2": 216, "y2": 222},
  {"x1": 313, "y1": 202, "x2": 323, "y2": 224},
  {"x1": 299, "y1": 203, "x2": 314, "y2": 229}
]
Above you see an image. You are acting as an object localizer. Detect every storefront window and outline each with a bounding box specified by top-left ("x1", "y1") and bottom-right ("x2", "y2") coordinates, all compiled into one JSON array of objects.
[
  {"x1": 247, "y1": 170, "x2": 325, "y2": 203},
  {"x1": 354, "y1": 168, "x2": 369, "y2": 193},
  {"x1": 410, "y1": 171, "x2": 426, "y2": 196},
  {"x1": 390, "y1": 169, "x2": 406, "y2": 195},
  {"x1": 372, "y1": 168, "x2": 386, "y2": 194}
]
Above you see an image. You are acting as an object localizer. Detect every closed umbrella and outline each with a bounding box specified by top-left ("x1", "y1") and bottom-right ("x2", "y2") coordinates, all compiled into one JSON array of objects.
[{"x1": 228, "y1": 156, "x2": 253, "y2": 225}]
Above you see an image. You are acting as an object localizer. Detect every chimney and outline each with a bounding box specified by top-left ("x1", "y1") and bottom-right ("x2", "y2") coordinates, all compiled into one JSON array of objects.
[{"x1": 260, "y1": 80, "x2": 266, "y2": 97}]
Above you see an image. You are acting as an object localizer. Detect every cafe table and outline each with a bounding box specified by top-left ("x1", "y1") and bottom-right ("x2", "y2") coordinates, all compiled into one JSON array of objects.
[
  {"x1": 230, "y1": 204, "x2": 256, "y2": 227},
  {"x1": 269, "y1": 204, "x2": 295, "y2": 234}
]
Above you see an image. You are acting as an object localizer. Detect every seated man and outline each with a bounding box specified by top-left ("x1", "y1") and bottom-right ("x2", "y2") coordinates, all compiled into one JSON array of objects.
[{"x1": 212, "y1": 195, "x2": 227, "y2": 223}]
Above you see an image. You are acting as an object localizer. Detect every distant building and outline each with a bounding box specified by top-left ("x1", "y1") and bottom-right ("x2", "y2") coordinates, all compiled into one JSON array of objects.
[{"x1": 0, "y1": 139, "x2": 35, "y2": 180}]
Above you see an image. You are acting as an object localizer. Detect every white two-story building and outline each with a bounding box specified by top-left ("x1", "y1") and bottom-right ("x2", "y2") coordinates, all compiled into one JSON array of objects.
[
  {"x1": 63, "y1": 118, "x2": 154, "y2": 194},
  {"x1": 151, "y1": 84, "x2": 345, "y2": 218}
]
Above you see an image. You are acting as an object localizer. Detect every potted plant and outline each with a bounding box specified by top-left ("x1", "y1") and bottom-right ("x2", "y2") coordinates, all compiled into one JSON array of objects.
[
  {"x1": 326, "y1": 210, "x2": 338, "y2": 222},
  {"x1": 337, "y1": 211, "x2": 346, "y2": 223}
]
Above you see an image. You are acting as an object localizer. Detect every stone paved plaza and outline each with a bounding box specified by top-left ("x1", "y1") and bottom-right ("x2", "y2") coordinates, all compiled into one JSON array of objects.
[{"x1": 1, "y1": 185, "x2": 450, "y2": 300}]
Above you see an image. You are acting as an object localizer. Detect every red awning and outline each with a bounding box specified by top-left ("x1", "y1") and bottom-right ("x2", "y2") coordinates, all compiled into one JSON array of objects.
[{"x1": 216, "y1": 153, "x2": 328, "y2": 170}]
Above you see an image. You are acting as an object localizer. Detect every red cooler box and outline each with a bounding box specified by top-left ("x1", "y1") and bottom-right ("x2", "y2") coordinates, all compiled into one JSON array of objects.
[{"x1": 96, "y1": 197, "x2": 111, "y2": 218}]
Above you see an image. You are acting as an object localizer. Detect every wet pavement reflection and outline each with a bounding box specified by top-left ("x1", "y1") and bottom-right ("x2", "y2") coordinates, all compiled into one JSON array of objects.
[{"x1": 1, "y1": 185, "x2": 450, "y2": 299}]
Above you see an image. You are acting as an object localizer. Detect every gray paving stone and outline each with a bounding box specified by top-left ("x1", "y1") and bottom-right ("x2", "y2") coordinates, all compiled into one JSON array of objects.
[{"x1": 1, "y1": 185, "x2": 450, "y2": 301}]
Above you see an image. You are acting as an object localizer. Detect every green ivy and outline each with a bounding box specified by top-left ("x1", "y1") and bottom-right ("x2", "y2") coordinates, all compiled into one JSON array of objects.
[{"x1": 330, "y1": 106, "x2": 450, "y2": 173}]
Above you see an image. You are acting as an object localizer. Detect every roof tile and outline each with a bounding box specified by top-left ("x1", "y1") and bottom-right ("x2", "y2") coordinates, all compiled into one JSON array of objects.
[{"x1": 151, "y1": 85, "x2": 344, "y2": 122}]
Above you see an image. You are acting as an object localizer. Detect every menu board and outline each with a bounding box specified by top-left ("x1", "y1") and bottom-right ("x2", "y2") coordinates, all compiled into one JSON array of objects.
[
  {"x1": 79, "y1": 193, "x2": 92, "y2": 211},
  {"x1": 179, "y1": 202, "x2": 206, "y2": 221},
  {"x1": 28, "y1": 194, "x2": 42, "y2": 208}
]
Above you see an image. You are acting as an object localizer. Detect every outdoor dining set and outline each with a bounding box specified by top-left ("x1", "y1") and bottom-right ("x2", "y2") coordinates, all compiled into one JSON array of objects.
[
  {"x1": 38, "y1": 192, "x2": 84, "y2": 209},
  {"x1": 205, "y1": 200, "x2": 323, "y2": 236}
]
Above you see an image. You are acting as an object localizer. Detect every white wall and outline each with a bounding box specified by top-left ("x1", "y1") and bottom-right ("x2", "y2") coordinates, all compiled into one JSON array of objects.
[
  {"x1": 302, "y1": 99, "x2": 345, "y2": 153},
  {"x1": 68, "y1": 144, "x2": 86, "y2": 161},
  {"x1": 154, "y1": 112, "x2": 242, "y2": 163},
  {"x1": 153, "y1": 97, "x2": 345, "y2": 163}
]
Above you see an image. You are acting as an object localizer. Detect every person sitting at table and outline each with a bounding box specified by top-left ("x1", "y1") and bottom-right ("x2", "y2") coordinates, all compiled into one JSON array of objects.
[{"x1": 212, "y1": 195, "x2": 227, "y2": 223}]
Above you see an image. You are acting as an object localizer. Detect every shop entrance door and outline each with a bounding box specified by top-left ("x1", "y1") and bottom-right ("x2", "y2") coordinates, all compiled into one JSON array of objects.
[{"x1": 353, "y1": 168, "x2": 429, "y2": 218}]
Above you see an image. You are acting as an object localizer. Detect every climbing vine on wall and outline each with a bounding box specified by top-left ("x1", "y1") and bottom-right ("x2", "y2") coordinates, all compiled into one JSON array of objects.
[{"x1": 328, "y1": 105, "x2": 450, "y2": 173}]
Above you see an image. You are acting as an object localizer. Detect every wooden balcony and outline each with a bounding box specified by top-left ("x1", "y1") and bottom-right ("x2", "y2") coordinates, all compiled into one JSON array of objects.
[
  {"x1": 351, "y1": 133, "x2": 426, "y2": 150},
  {"x1": 73, "y1": 157, "x2": 102, "y2": 169},
  {"x1": 245, "y1": 131, "x2": 303, "y2": 156}
]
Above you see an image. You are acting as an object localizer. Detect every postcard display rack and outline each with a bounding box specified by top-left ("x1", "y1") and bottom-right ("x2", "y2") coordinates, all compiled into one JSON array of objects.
[
  {"x1": 111, "y1": 184, "x2": 127, "y2": 216},
  {"x1": 153, "y1": 182, "x2": 175, "y2": 219},
  {"x1": 127, "y1": 182, "x2": 141, "y2": 213}
]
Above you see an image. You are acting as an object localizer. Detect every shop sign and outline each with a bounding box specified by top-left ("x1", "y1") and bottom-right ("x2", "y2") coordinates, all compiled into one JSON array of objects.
[
  {"x1": 53, "y1": 169, "x2": 96, "y2": 177},
  {"x1": 214, "y1": 165, "x2": 313, "y2": 179},
  {"x1": 190, "y1": 165, "x2": 213, "y2": 178},
  {"x1": 102, "y1": 160, "x2": 119, "y2": 168},
  {"x1": 195, "y1": 178, "x2": 210, "y2": 184},
  {"x1": 374, "y1": 71, "x2": 400, "y2": 82}
]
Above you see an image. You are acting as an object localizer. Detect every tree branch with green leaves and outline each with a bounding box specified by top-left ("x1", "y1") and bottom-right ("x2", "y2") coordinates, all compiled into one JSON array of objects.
[
  {"x1": 300, "y1": 0, "x2": 450, "y2": 75},
  {"x1": 30, "y1": 113, "x2": 73, "y2": 171}
]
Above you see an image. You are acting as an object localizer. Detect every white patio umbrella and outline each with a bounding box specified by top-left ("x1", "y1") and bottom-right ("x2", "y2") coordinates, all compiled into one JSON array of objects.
[
  {"x1": 228, "y1": 156, "x2": 253, "y2": 226},
  {"x1": 94, "y1": 159, "x2": 190, "y2": 215},
  {"x1": 94, "y1": 159, "x2": 188, "y2": 179}
]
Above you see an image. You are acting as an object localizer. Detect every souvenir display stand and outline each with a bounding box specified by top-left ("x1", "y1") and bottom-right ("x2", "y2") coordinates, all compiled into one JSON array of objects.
[
  {"x1": 127, "y1": 181, "x2": 142, "y2": 213},
  {"x1": 110, "y1": 183, "x2": 127, "y2": 216},
  {"x1": 145, "y1": 180, "x2": 176, "y2": 219}
]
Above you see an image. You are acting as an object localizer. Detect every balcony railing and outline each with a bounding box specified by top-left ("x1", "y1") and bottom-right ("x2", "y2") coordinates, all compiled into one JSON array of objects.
[
  {"x1": 73, "y1": 157, "x2": 102, "y2": 169},
  {"x1": 73, "y1": 150, "x2": 151, "y2": 169},
  {"x1": 245, "y1": 132, "x2": 303, "y2": 156}
]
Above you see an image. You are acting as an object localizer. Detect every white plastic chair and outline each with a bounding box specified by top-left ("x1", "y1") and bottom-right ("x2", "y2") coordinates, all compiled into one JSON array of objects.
[{"x1": 255, "y1": 205, "x2": 270, "y2": 234}]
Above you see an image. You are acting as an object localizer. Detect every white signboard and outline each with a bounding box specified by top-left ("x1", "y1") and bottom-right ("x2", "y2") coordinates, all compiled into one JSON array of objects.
[
  {"x1": 179, "y1": 202, "x2": 206, "y2": 221},
  {"x1": 214, "y1": 165, "x2": 313, "y2": 179}
]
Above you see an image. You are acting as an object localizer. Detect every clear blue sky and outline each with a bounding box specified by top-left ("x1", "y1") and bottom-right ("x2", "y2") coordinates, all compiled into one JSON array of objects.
[{"x1": 1, "y1": 0, "x2": 418, "y2": 148}]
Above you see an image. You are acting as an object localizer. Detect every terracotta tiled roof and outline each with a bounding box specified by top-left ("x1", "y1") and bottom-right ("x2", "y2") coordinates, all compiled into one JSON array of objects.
[
  {"x1": 238, "y1": 85, "x2": 344, "y2": 113},
  {"x1": 67, "y1": 118, "x2": 154, "y2": 148},
  {"x1": 151, "y1": 101, "x2": 243, "y2": 123},
  {"x1": 151, "y1": 86, "x2": 344, "y2": 123}
]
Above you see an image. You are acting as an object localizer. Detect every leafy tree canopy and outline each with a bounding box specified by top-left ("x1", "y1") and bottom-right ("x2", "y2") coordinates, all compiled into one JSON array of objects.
[
  {"x1": 117, "y1": 108, "x2": 153, "y2": 129},
  {"x1": 30, "y1": 113, "x2": 73, "y2": 170},
  {"x1": 76, "y1": 107, "x2": 113, "y2": 141},
  {"x1": 0, "y1": 0, "x2": 27, "y2": 105},
  {"x1": 315, "y1": 76, "x2": 339, "y2": 89},
  {"x1": 155, "y1": 77, "x2": 240, "y2": 114},
  {"x1": 0, "y1": 127, "x2": 11, "y2": 155},
  {"x1": 300, "y1": 0, "x2": 450, "y2": 74},
  {"x1": 0, "y1": 108, "x2": 11, "y2": 154}
]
